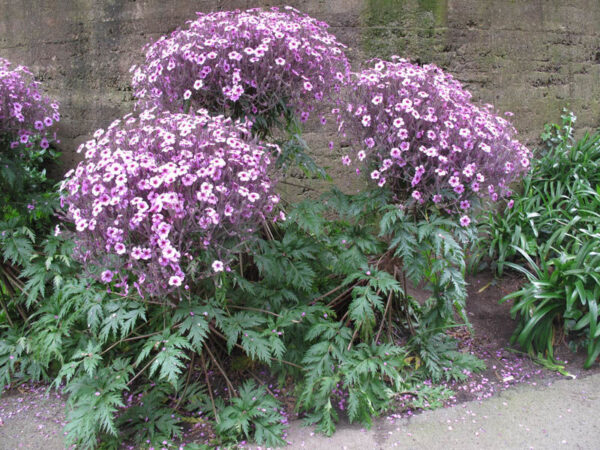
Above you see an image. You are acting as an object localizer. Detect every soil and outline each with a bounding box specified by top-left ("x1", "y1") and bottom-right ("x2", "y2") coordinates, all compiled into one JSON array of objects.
[
  {"x1": 1, "y1": 270, "x2": 599, "y2": 448},
  {"x1": 447, "y1": 271, "x2": 600, "y2": 405}
]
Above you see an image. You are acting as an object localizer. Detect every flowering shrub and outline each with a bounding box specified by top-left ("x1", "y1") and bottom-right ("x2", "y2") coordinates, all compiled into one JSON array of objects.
[
  {"x1": 0, "y1": 58, "x2": 61, "y2": 221},
  {"x1": 338, "y1": 57, "x2": 531, "y2": 219},
  {"x1": 61, "y1": 108, "x2": 280, "y2": 298},
  {"x1": 130, "y1": 6, "x2": 349, "y2": 133},
  {"x1": 0, "y1": 57, "x2": 60, "y2": 150}
]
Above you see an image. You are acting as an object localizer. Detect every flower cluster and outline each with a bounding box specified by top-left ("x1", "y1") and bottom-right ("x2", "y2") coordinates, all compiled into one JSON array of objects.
[
  {"x1": 131, "y1": 6, "x2": 349, "y2": 126},
  {"x1": 0, "y1": 58, "x2": 60, "y2": 149},
  {"x1": 61, "y1": 108, "x2": 280, "y2": 298},
  {"x1": 338, "y1": 58, "x2": 531, "y2": 220}
]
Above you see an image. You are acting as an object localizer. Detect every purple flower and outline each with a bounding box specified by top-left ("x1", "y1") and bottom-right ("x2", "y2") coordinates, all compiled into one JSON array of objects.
[
  {"x1": 132, "y1": 7, "x2": 349, "y2": 126},
  {"x1": 337, "y1": 58, "x2": 531, "y2": 215},
  {"x1": 61, "y1": 110, "x2": 279, "y2": 299},
  {"x1": 101, "y1": 270, "x2": 114, "y2": 283},
  {"x1": 168, "y1": 275, "x2": 183, "y2": 287}
]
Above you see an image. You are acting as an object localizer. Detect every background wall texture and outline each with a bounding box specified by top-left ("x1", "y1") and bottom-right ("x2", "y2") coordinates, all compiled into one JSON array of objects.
[{"x1": 1, "y1": 0, "x2": 599, "y2": 189}]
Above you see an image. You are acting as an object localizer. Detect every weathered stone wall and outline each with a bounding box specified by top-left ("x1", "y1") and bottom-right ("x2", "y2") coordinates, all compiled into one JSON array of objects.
[
  {"x1": 1, "y1": 0, "x2": 599, "y2": 183},
  {"x1": 358, "y1": 0, "x2": 600, "y2": 142}
]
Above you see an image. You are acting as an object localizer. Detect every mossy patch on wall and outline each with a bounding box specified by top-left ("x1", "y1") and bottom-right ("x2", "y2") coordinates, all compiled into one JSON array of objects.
[{"x1": 361, "y1": 0, "x2": 448, "y2": 62}]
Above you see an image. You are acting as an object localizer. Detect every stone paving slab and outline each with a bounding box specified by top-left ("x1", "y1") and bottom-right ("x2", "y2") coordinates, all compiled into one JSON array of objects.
[{"x1": 279, "y1": 373, "x2": 600, "y2": 450}]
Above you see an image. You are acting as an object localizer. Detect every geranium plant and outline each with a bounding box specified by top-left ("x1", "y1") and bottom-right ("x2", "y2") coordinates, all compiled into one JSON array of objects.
[
  {"x1": 61, "y1": 108, "x2": 280, "y2": 299},
  {"x1": 131, "y1": 6, "x2": 349, "y2": 136},
  {"x1": 338, "y1": 57, "x2": 531, "y2": 222},
  {"x1": 0, "y1": 57, "x2": 61, "y2": 326},
  {"x1": 0, "y1": 57, "x2": 61, "y2": 220}
]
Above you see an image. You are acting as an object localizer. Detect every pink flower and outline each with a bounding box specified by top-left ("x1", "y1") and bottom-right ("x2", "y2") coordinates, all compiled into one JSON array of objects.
[
  {"x1": 168, "y1": 275, "x2": 183, "y2": 286},
  {"x1": 101, "y1": 270, "x2": 114, "y2": 283},
  {"x1": 131, "y1": 247, "x2": 143, "y2": 260},
  {"x1": 62, "y1": 109, "x2": 278, "y2": 299},
  {"x1": 337, "y1": 58, "x2": 530, "y2": 214},
  {"x1": 212, "y1": 260, "x2": 224, "y2": 272},
  {"x1": 449, "y1": 176, "x2": 460, "y2": 187},
  {"x1": 459, "y1": 215, "x2": 471, "y2": 227}
]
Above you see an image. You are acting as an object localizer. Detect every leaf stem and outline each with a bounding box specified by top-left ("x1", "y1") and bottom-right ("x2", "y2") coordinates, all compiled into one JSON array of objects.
[
  {"x1": 205, "y1": 344, "x2": 235, "y2": 400},
  {"x1": 201, "y1": 352, "x2": 219, "y2": 421}
]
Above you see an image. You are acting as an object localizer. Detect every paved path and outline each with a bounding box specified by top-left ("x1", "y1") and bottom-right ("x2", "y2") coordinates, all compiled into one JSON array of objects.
[
  {"x1": 2, "y1": 374, "x2": 599, "y2": 449},
  {"x1": 281, "y1": 373, "x2": 600, "y2": 450}
]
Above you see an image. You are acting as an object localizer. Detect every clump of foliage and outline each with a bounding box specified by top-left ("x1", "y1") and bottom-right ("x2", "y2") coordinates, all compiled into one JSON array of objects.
[
  {"x1": 0, "y1": 58, "x2": 61, "y2": 223},
  {"x1": 337, "y1": 57, "x2": 531, "y2": 220},
  {"x1": 131, "y1": 6, "x2": 349, "y2": 133},
  {"x1": 3, "y1": 187, "x2": 482, "y2": 448},
  {"x1": 61, "y1": 108, "x2": 280, "y2": 298},
  {"x1": 0, "y1": 58, "x2": 60, "y2": 148},
  {"x1": 132, "y1": 6, "x2": 350, "y2": 179},
  {"x1": 0, "y1": 10, "x2": 518, "y2": 449},
  {"x1": 0, "y1": 58, "x2": 61, "y2": 329},
  {"x1": 482, "y1": 112, "x2": 600, "y2": 368},
  {"x1": 331, "y1": 56, "x2": 531, "y2": 336}
]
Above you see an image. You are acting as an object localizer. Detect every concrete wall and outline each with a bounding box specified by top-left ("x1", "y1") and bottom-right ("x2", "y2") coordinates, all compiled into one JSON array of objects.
[{"x1": 1, "y1": 0, "x2": 599, "y2": 181}]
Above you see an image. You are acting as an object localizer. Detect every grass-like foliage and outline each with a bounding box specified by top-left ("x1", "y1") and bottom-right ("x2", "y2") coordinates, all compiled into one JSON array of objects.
[{"x1": 482, "y1": 112, "x2": 600, "y2": 368}]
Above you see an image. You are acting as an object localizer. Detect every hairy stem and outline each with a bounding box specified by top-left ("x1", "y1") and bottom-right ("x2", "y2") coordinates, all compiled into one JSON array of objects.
[
  {"x1": 127, "y1": 353, "x2": 159, "y2": 387},
  {"x1": 208, "y1": 324, "x2": 303, "y2": 369}
]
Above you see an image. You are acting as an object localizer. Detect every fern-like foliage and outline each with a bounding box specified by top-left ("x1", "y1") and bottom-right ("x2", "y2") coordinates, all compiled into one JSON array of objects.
[
  {"x1": 298, "y1": 321, "x2": 408, "y2": 435},
  {"x1": 216, "y1": 380, "x2": 286, "y2": 447},
  {"x1": 63, "y1": 358, "x2": 133, "y2": 449},
  {"x1": 408, "y1": 328, "x2": 485, "y2": 382}
]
